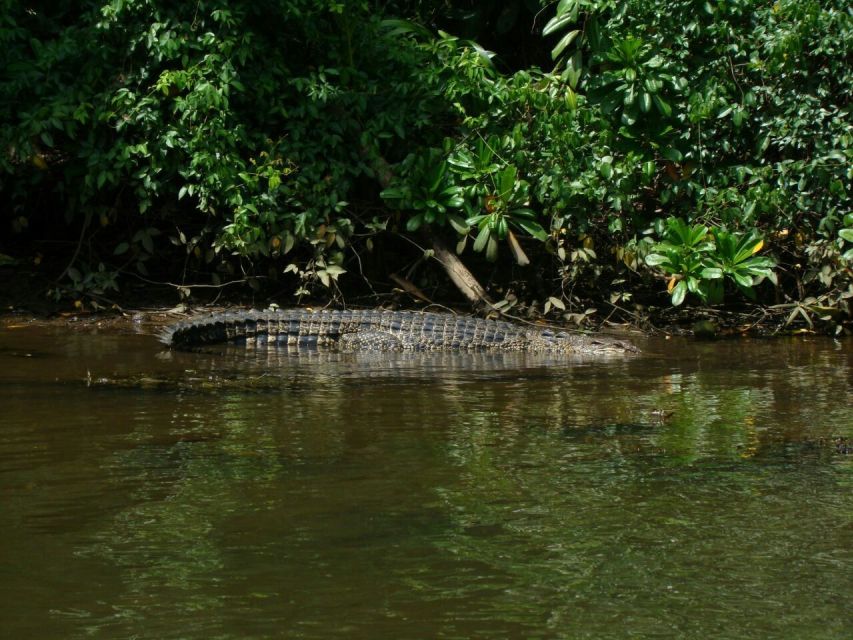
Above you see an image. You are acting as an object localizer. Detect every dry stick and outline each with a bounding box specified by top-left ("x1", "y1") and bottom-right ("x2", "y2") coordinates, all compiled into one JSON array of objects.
[
  {"x1": 363, "y1": 142, "x2": 491, "y2": 308},
  {"x1": 389, "y1": 273, "x2": 432, "y2": 303},
  {"x1": 56, "y1": 210, "x2": 92, "y2": 284},
  {"x1": 430, "y1": 236, "x2": 492, "y2": 307},
  {"x1": 603, "y1": 300, "x2": 653, "y2": 331},
  {"x1": 128, "y1": 271, "x2": 263, "y2": 290},
  {"x1": 348, "y1": 244, "x2": 377, "y2": 297}
]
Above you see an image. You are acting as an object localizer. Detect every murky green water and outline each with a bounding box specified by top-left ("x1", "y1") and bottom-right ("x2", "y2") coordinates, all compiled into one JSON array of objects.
[{"x1": 1, "y1": 320, "x2": 851, "y2": 639}]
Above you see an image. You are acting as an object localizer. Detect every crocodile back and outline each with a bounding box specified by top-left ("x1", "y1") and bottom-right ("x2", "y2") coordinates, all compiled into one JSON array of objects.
[{"x1": 162, "y1": 309, "x2": 532, "y2": 351}]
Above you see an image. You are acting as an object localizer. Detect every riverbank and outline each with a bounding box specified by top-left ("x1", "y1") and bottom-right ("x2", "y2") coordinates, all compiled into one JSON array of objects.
[{"x1": 2, "y1": 262, "x2": 849, "y2": 339}]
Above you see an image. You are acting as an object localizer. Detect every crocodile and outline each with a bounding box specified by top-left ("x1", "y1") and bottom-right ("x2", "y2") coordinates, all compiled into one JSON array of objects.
[{"x1": 161, "y1": 308, "x2": 639, "y2": 355}]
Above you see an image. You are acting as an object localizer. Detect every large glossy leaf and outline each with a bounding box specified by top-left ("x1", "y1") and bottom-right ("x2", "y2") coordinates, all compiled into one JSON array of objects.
[
  {"x1": 380, "y1": 186, "x2": 407, "y2": 200},
  {"x1": 497, "y1": 165, "x2": 517, "y2": 200},
  {"x1": 486, "y1": 235, "x2": 499, "y2": 261},
  {"x1": 731, "y1": 272, "x2": 753, "y2": 288},
  {"x1": 380, "y1": 19, "x2": 432, "y2": 39},
  {"x1": 444, "y1": 195, "x2": 465, "y2": 209},
  {"x1": 427, "y1": 162, "x2": 446, "y2": 194},
  {"x1": 447, "y1": 213, "x2": 469, "y2": 234},
  {"x1": 509, "y1": 207, "x2": 537, "y2": 220},
  {"x1": 742, "y1": 256, "x2": 775, "y2": 270},
  {"x1": 700, "y1": 267, "x2": 723, "y2": 279},
  {"x1": 733, "y1": 233, "x2": 763, "y2": 263},
  {"x1": 543, "y1": 0, "x2": 579, "y2": 36},
  {"x1": 472, "y1": 225, "x2": 490, "y2": 253},
  {"x1": 497, "y1": 216, "x2": 508, "y2": 239},
  {"x1": 652, "y1": 94, "x2": 672, "y2": 117},
  {"x1": 645, "y1": 253, "x2": 670, "y2": 266},
  {"x1": 551, "y1": 29, "x2": 580, "y2": 60},
  {"x1": 671, "y1": 280, "x2": 687, "y2": 306},
  {"x1": 405, "y1": 213, "x2": 424, "y2": 232},
  {"x1": 543, "y1": 13, "x2": 575, "y2": 38},
  {"x1": 513, "y1": 218, "x2": 548, "y2": 242},
  {"x1": 662, "y1": 148, "x2": 683, "y2": 163}
]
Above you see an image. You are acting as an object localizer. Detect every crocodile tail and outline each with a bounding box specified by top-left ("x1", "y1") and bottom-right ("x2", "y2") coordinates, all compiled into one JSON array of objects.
[{"x1": 160, "y1": 312, "x2": 236, "y2": 348}]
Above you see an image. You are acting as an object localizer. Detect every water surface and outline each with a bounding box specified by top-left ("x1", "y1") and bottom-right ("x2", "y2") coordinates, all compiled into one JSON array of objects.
[{"x1": 1, "y1": 320, "x2": 851, "y2": 638}]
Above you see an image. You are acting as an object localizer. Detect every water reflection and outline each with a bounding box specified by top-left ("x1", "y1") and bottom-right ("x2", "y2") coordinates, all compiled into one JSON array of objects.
[{"x1": 0, "y1": 325, "x2": 850, "y2": 638}]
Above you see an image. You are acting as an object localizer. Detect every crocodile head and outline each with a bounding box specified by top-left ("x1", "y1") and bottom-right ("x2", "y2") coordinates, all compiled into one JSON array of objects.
[{"x1": 533, "y1": 328, "x2": 640, "y2": 355}]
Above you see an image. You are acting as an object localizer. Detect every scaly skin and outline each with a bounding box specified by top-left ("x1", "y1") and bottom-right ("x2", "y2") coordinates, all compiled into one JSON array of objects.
[{"x1": 162, "y1": 309, "x2": 639, "y2": 355}]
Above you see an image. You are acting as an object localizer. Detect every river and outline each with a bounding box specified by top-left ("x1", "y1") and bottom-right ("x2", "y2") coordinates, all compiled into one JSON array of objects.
[{"x1": 1, "y1": 318, "x2": 851, "y2": 638}]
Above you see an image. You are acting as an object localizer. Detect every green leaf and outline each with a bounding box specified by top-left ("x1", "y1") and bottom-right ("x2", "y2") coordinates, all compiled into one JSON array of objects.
[
  {"x1": 652, "y1": 94, "x2": 672, "y2": 117},
  {"x1": 514, "y1": 219, "x2": 547, "y2": 242},
  {"x1": 686, "y1": 276, "x2": 701, "y2": 294},
  {"x1": 644, "y1": 78, "x2": 662, "y2": 93},
  {"x1": 747, "y1": 267, "x2": 775, "y2": 279},
  {"x1": 743, "y1": 256, "x2": 775, "y2": 270},
  {"x1": 445, "y1": 195, "x2": 465, "y2": 209},
  {"x1": 406, "y1": 214, "x2": 424, "y2": 232},
  {"x1": 542, "y1": 13, "x2": 574, "y2": 37},
  {"x1": 839, "y1": 229, "x2": 853, "y2": 243},
  {"x1": 447, "y1": 213, "x2": 469, "y2": 234},
  {"x1": 700, "y1": 267, "x2": 723, "y2": 279},
  {"x1": 498, "y1": 165, "x2": 517, "y2": 199},
  {"x1": 114, "y1": 242, "x2": 130, "y2": 256},
  {"x1": 473, "y1": 226, "x2": 490, "y2": 253},
  {"x1": 380, "y1": 19, "x2": 432, "y2": 39},
  {"x1": 671, "y1": 280, "x2": 687, "y2": 306},
  {"x1": 551, "y1": 29, "x2": 580, "y2": 60},
  {"x1": 543, "y1": 0, "x2": 578, "y2": 36},
  {"x1": 509, "y1": 207, "x2": 537, "y2": 220},
  {"x1": 645, "y1": 253, "x2": 669, "y2": 266},
  {"x1": 380, "y1": 187, "x2": 407, "y2": 200},
  {"x1": 731, "y1": 272, "x2": 753, "y2": 288},
  {"x1": 485, "y1": 235, "x2": 499, "y2": 262},
  {"x1": 497, "y1": 216, "x2": 508, "y2": 239},
  {"x1": 662, "y1": 148, "x2": 682, "y2": 163},
  {"x1": 324, "y1": 264, "x2": 347, "y2": 276},
  {"x1": 428, "y1": 162, "x2": 447, "y2": 193}
]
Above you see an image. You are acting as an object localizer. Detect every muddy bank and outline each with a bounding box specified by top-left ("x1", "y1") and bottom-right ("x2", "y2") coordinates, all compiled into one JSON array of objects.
[{"x1": 2, "y1": 264, "x2": 849, "y2": 339}]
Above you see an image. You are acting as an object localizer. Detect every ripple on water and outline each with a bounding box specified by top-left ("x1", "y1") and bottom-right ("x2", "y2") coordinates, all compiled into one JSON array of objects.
[{"x1": 0, "y1": 330, "x2": 851, "y2": 638}]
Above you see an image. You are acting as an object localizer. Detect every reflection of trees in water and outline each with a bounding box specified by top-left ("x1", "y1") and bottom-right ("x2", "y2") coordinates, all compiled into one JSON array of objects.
[
  {"x1": 78, "y1": 339, "x2": 851, "y2": 634},
  {"x1": 431, "y1": 345, "x2": 853, "y2": 637},
  {"x1": 82, "y1": 391, "x2": 287, "y2": 633}
]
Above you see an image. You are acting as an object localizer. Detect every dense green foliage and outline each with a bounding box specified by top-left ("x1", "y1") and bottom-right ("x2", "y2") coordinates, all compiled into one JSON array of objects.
[
  {"x1": 1, "y1": 0, "x2": 851, "y2": 322},
  {"x1": 541, "y1": 0, "x2": 852, "y2": 311}
]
